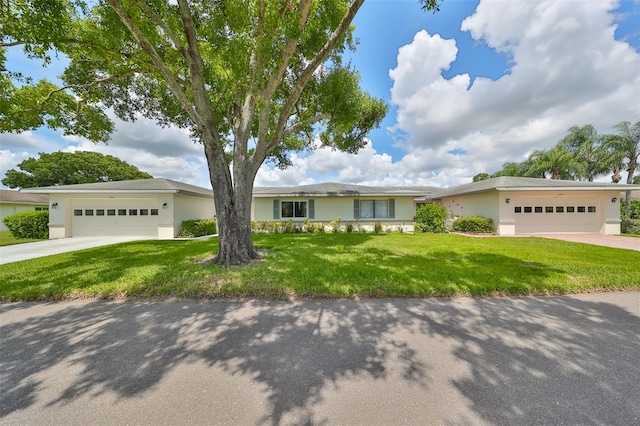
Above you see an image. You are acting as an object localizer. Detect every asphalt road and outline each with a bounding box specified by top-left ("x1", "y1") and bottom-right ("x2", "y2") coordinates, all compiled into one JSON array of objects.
[{"x1": 1, "y1": 293, "x2": 639, "y2": 425}]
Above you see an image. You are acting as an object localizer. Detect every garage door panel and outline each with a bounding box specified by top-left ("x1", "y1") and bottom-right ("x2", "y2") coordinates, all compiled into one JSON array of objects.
[
  {"x1": 72, "y1": 199, "x2": 159, "y2": 237},
  {"x1": 514, "y1": 198, "x2": 600, "y2": 234}
]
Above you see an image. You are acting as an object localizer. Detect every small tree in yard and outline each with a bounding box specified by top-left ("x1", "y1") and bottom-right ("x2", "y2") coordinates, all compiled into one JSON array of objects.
[
  {"x1": 1, "y1": 0, "x2": 441, "y2": 265},
  {"x1": 414, "y1": 203, "x2": 448, "y2": 233}
]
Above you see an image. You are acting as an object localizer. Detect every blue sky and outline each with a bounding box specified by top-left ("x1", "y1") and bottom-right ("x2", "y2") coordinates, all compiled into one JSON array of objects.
[{"x1": 2, "y1": 0, "x2": 640, "y2": 189}]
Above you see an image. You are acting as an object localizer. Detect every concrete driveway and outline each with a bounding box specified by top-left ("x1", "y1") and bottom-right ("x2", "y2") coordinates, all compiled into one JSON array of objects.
[
  {"x1": 1, "y1": 293, "x2": 639, "y2": 425},
  {"x1": 534, "y1": 234, "x2": 640, "y2": 251},
  {"x1": 0, "y1": 237, "x2": 148, "y2": 265}
]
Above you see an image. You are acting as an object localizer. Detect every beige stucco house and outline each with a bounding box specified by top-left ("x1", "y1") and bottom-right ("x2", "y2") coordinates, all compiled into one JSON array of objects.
[
  {"x1": 0, "y1": 190, "x2": 49, "y2": 231},
  {"x1": 426, "y1": 177, "x2": 637, "y2": 235},
  {"x1": 254, "y1": 177, "x2": 640, "y2": 235},
  {"x1": 21, "y1": 176, "x2": 639, "y2": 239},
  {"x1": 23, "y1": 178, "x2": 215, "y2": 239},
  {"x1": 252, "y1": 183, "x2": 436, "y2": 231}
]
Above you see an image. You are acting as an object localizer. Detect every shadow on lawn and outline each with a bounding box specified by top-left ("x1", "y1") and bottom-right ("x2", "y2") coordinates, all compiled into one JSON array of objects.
[
  {"x1": 1, "y1": 295, "x2": 639, "y2": 424},
  {"x1": 0, "y1": 239, "x2": 218, "y2": 299}
]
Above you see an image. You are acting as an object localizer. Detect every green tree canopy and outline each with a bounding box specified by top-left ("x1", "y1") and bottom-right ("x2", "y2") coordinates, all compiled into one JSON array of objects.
[
  {"x1": 472, "y1": 172, "x2": 489, "y2": 182},
  {"x1": 605, "y1": 120, "x2": 640, "y2": 203},
  {"x1": 2, "y1": 151, "x2": 153, "y2": 188},
  {"x1": 1, "y1": 0, "x2": 440, "y2": 265}
]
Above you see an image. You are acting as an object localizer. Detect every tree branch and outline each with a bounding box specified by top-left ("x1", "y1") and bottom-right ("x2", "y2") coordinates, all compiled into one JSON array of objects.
[
  {"x1": 257, "y1": 0, "x2": 364, "y2": 168},
  {"x1": 252, "y1": 0, "x2": 313, "y2": 169},
  {"x1": 105, "y1": 0, "x2": 202, "y2": 129},
  {"x1": 176, "y1": 0, "x2": 220, "y2": 145},
  {"x1": 134, "y1": 0, "x2": 188, "y2": 59},
  {"x1": 42, "y1": 75, "x2": 116, "y2": 102}
]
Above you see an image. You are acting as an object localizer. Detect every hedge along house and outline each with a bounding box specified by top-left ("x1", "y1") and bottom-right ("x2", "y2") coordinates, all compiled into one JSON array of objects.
[
  {"x1": 423, "y1": 176, "x2": 640, "y2": 235},
  {"x1": 0, "y1": 190, "x2": 49, "y2": 231},
  {"x1": 22, "y1": 178, "x2": 215, "y2": 239},
  {"x1": 252, "y1": 182, "x2": 438, "y2": 231}
]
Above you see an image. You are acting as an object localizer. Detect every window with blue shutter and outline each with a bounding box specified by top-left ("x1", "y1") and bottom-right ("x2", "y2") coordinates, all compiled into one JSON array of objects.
[
  {"x1": 354, "y1": 199, "x2": 360, "y2": 219},
  {"x1": 389, "y1": 199, "x2": 395, "y2": 218},
  {"x1": 273, "y1": 200, "x2": 279, "y2": 219}
]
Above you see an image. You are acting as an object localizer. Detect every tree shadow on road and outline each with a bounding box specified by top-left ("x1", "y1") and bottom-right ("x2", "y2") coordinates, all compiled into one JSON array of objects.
[{"x1": 1, "y1": 294, "x2": 639, "y2": 425}]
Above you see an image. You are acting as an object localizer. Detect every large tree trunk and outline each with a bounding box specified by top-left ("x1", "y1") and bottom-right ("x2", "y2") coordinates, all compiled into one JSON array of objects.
[{"x1": 203, "y1": 138, "x2": 259, "y2": 266}]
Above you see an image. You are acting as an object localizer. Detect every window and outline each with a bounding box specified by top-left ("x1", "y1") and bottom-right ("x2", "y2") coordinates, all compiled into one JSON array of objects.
[
  {"x1": 118, "y1": 209, "x2": 127, "y2": 216},
  {"x1": 74, "y1": 209, "x2": 82, "y2": 216},
  {"x1": 359, "y1": 200, "x2": 389, "y2": 219},
  {"x1": 107, "y1": 209, "x2": 116, "y2": 216},
  {"x1": 556, "y1": 206, "x2": 564, "y2": 213},
  {"x1": 140, "y1": 209, "x2": 148, "y2": 216},
  {"x1": 534, "y1": 206, "x2": 543, "y2": 213},
  {"x1": 150, "y1": 209, "x2": 159, "y2": 216},
  {"x1": 35, "y1": 207, "x2": 48, "y2": 211},
  {"x1": 515, "y1": 207, "x2": 522, "y2": 213},
  {"x1": 96, "y1": 209, "x2": 105, "y2": 216},
  {"x1": 588, "y1": 206, "x2": 596, "y2": 213},
  {"x1": 85, "y1": 209, "x2": 94, "y2": 216},
  {"x1": 281, "y1": 201, "x2": 307, "y2": 218},
  {"x1": 129, "y1": 209, "x2": 138, "y2": 216},
  {"x1": 567, "y1": 206, "x2": 575, "y2": 213},
  {"x1": 524, "y1": 207, "x2": 532, "y2": 213},
  {"x1": 545, "y1": 206, "x2": 554, "y2": 213},
  {"x1": 577, "y1": 206, "x2": 586, "y2": 213}
]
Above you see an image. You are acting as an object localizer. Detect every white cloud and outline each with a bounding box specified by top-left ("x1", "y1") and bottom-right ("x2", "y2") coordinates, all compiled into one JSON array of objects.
[
  {"x1": 384, "y1": 0, "x2": 640, "y2": 186},
  {"x1": 0, "y1": 131, "x2": 46, "y2": 149}
]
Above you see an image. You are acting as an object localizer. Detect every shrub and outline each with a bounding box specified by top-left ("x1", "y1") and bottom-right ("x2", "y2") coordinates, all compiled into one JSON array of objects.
[
  {"x1": 621, "y1": 199, "x2": 640, "y2": 219},
  {"x1": 414, "y1": 203, "x2": 448, "y2": 233},
  {"x1": 346, "y1": 223, "x2": 353, "y2": 233},
  {"x1": 374, "y1": 221, "x2": 383, "y2": 234},
  {"x1": 330, "y1": 216, "x2": 342, "y2": 233},
  {"x1": 452, "y1": 216, "x2": 495, "y2": 234},
  {"x1": 3, "y1": 210, "x2": 49, "y2": 239},
  {"x1": 621, "y1": 219, "x2": 640, "y2": 235},
  {"x1": 179, "y1": 219, "x2": 217, "y2": 237}
]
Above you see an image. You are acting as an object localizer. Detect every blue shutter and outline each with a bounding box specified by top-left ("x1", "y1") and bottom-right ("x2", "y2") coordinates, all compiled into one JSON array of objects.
[
  {"x1": 354, "y1": 199, "x2": 360, "y2": 219},
  {"x1": 308, "y1": 199, "x2": 315, "y2": 219},
  {"x1": 389, "y1": 199, "x2": 395, "y2": 219},
  {"x1": 273, "y1": 200, "x2": 279, "y2": 219}
]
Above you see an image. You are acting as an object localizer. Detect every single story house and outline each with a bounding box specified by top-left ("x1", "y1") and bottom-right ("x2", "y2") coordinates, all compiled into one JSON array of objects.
[
  {"x1": 0, "y1": 190, "x2": 49, "y2": 231},
  {"x1": 252, "y1": 182, "x2": 436, "y2": 231},
  {"x1": 425, "y1": 177, "x2": 637, "y2": 235},
  {"x1": 22, "y1": 176, "x2": 640, "y2": 238},
  {"x1": 23, "y1": 178, "x2": 215, "y2": 239},
  {"x1": 254, "y1": 177, "x2": 640, "y2": 235}
]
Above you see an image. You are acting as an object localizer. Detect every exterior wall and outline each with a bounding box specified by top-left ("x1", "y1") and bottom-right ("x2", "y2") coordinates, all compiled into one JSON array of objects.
[
  {"x1": 172, "y1": 193, "x2": 216, "y2": 237},
  {"x1": 252, "y1": 196, "x2": 417, "y2": 231},
  {"x1": 0, "y1": 203, "x2": 48, "y2": 231},
  {"x1": 440, "y1": 192, "x2": 500, "y2": 232},
  {"x1": 440, "y1": 190, "x2": 621, "y2": 235}
]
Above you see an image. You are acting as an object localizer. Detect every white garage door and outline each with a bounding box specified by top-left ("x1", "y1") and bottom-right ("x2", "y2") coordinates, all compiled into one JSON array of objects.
[
  {"x1": 514, "y1": 197, "x2": 601, "y2": 234},
  {"x1": 72, "y1": 199, "x2": 160, "y2": 237}
]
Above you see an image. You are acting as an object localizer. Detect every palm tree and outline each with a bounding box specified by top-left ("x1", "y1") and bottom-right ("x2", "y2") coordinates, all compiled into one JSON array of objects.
[
  {"x1": 605, "y1": 120, "x2": 640, "y2": 204},
  {"x1": 560, "y1": 124, "x2": 610, "y2": 181},
  {"x1": 526, "y1": 146, "x2": 582, "y2": 180}
]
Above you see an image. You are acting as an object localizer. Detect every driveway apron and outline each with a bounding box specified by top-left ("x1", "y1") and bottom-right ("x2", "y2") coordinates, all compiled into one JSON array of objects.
[{"x1": 0, "y1": 237, "x2": 147, "y2": 265}]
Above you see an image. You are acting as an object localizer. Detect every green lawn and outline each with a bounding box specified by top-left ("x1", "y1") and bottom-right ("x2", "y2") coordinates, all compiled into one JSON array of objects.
[
  {"x1": 0, "y1": 230, "x2": 44, "y2": 246},
  {"x1": 0, "y1": 233, "x2": 638, "y2": 301}
]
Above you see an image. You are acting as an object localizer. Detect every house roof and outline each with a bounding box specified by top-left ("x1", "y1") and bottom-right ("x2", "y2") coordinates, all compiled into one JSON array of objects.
[
  {"x1": 21, "y1": 178, "x2": 214, "y2": 198},
  {"x1": 432, "y1": 176, "x2": 640, "y2": 198},
  {"x1": 0, "y1": 190, "x2": 49, "y2": 205},
  {"x1": 253, "y1": 182, "x2": 439, "y2": 197}
]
